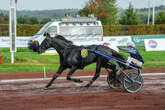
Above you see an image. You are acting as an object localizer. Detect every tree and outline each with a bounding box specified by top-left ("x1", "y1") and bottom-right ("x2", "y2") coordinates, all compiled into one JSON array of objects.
[
  {"x1": 79, "y1": 0, "x2": 118, "y2": 25},
  {"x1": 17, "y1": 16, "x2": 39, "y2": 24},
  {"x1": 119, "y1": 3, "x2": 141, "y2": 25},
  {"x1": 0, "y1": 13, "x2": 5, "y2": 23},
  {"x1": 29, "y1": 17, "x2": 39, "y2": 24},
  {"x1": 40, "y1": 18, "x2": 51, "y2": 24},
  {"x1": 4, "y1": 14, "x2": 9, "y2": 22},
  {"x1": 101, "y1": 0, "x2": 118, "y2": 25},
  {"x1": 17, "y1": 16, "x2": 27, "y2": 24},
  {"x1": 79, "y1": 0, "x2": 102, "y2": 17},
  {"x1": 155, "y1": 11, "x2": 165, "y2": 24}
]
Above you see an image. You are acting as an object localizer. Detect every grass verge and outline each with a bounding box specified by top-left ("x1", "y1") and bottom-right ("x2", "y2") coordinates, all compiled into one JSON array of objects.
[{"x1": 0, "y1": 47, "x2": 165, "y2": 73}]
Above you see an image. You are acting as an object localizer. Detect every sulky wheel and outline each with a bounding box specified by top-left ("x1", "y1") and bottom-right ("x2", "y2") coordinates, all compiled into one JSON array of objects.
[
  {"x1": 107, "y1": 71, "x2": 121, "y2": 88},
  {"x1": 123, "y1": 72, "x2": 143, "y2": 93}
]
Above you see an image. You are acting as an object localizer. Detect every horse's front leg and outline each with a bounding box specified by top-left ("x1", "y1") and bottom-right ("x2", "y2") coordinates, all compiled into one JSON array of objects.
[
  {"x1": 45, "y1": 65, "x2": 66, "y2": 89},
  {"x1": 85, "y1": 60, "x2": 101, "y2": 88},
  {"x1": 67, "y1": 66, "x2": 83, "y2": 83}
]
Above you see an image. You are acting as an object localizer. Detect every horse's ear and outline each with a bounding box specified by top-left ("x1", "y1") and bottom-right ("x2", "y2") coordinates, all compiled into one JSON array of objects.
[
  {"x1": 43, "y1": 32, "x2": 47, "y2": 36},
  {"x1": 44, "y1": 32, "x2": 51, "y2": 38}
]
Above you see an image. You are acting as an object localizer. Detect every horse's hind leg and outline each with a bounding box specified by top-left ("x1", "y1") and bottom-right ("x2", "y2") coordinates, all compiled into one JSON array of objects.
[
  {"x1": 45, "y1": 65, "x2": 66, "y2": 89},
  {"x1": 85, "y1": 60, "x2": 101, "y2": 88},
  {"x1": 104, "y1": 63, "x2": 117, "y2": 77},
  {"x1": 67, "y1": 66, "x2": 83, "y2": 83}
]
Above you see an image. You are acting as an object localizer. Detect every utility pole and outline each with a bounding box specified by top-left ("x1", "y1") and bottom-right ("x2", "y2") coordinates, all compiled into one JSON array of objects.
[
  {"x1": 152, "y1": 0, "x2": 155, "y2": 25},
  {"x1": 147, "y1": 0, "x2": 151, "y2": 24},
  {"x1": 9, "y1": 0, "x2": 17, "y2": 64}
]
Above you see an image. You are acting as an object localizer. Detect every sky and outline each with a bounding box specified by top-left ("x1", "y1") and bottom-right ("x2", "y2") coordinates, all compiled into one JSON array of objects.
[{"x1": 0, "y1": 0, "x2": 165, "y2": 10}]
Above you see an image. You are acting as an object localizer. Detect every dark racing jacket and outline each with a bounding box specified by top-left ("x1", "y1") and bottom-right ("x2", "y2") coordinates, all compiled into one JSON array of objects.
[{"x1": 119, "y1": 47, "x2": 144, "y2": 64}]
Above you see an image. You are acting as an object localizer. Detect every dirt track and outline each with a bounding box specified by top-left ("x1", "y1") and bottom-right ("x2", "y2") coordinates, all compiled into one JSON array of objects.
[{"x1": 0, "y1": 68, "x2": 165, "y2": 110}]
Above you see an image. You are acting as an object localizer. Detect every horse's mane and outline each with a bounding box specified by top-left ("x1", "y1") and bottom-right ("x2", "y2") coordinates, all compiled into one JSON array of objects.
[{"x1": 55, "y1": 35, "x2": 73, "y2": 45}]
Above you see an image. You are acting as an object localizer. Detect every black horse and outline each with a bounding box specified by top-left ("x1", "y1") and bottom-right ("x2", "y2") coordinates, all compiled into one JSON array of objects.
[{"x1": 37, "y1": 34, "x2": 126, "y2": 89}]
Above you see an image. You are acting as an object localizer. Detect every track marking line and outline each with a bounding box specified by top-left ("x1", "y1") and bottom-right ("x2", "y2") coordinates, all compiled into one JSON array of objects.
[{"x1": 0, "y1": 73, "x2": 165, "y2": 83}]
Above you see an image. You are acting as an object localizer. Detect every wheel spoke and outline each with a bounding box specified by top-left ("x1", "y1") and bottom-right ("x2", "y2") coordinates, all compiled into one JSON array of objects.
[
  {"x1": 126, "y1": 84, "x2": 134, "y2": 90},
  {"x1": 135, "y1": 81, "x2": 142, "y2": 85},
  {"x1": 124, "y1": 78, "x2": 132, "y2": 84}
]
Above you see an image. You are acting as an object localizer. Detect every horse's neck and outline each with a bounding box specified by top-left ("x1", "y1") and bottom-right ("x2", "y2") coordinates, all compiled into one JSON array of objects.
[
  {"x1": 47, "y1": 37, "x2": 74, "y2": 56},
  {"x1": 52, "y1": 44, "x2": 64, "y2": 55},
  {"x1": 53, "y1": 43, "x2": 73, "y2": 56}
]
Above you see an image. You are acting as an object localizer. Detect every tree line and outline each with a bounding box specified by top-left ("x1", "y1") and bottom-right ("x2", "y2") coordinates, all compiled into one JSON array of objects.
[
  {"x1": 79, "y1": 0, "x2": 165, "y2": 25},
  {"x1": 0, "y1": 0, "x2": 165, "y2": 25},
  {"x1": 0, "y1": 13, "x2": 51, "y2": 24}
]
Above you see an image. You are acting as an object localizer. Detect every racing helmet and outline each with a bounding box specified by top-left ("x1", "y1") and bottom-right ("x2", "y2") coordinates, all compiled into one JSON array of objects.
[{"x1": 127, "y1": 41, "x2": 135, "y2": 47}]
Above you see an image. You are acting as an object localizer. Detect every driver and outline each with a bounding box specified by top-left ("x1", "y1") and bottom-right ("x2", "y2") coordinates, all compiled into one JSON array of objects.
[
  {"x1": 118, "y1": 42, "x2": 144, "y2": 65},
  {"x1": 113, "y1": 42, "x2": 144, "y2": 86}
]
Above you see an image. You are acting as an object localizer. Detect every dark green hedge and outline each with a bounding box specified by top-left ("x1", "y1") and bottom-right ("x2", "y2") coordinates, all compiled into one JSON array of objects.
[
  {"x1": 17, "y1": 24, "x2": 42, "y2": 36},
  {"x1": 0, "y1": 24, "x2": 9, "y2": 36},
  {"x1": 103, "y1": 24, "x2": 165, "y2": 36},
  {"x1": 0, "y1": 24, "x2": 165, "y2": 36},
  {"x1": 0, "y1": 24, "x2": 42, "y2": 36}
]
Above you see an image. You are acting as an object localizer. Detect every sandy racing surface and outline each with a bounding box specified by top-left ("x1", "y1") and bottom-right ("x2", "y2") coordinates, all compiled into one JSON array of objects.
[{"x1": 0, "y1": 68, "x2": 165, "y2": 110}]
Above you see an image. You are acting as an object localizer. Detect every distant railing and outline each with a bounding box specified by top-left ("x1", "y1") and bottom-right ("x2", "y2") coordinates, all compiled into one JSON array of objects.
[{"x1": 1, "y1": 35, "x2": 165, "y2": 48}]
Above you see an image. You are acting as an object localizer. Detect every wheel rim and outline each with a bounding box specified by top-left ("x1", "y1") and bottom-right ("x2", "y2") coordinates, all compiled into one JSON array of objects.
[{"x1": 123, "y1": 72, "x2": 143, "y2": 93}]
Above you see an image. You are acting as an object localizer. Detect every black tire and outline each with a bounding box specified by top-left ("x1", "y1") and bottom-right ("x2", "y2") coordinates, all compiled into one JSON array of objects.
[
  {"x1": 123, "y1": 72, "x2": 143, "y2": 93},
  {"x1": 107, "y1": 71, "x2": 121, "y2": 88}
]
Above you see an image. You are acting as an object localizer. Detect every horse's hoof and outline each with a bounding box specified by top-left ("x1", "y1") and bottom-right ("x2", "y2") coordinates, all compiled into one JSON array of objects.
[
  {"x1": 85, "y1": 84, "x2": 90, "y2": 88},
  {"x1": 78, "y1": 80, "x2": 83, "y2": 83},
  {"x1": 44, "y1": 88, "x2": 48, "y2": 90},
  {"x1": 44, "y1": 86, "x2": 49, "y2": 90},
  {"x1": 74, "y1": 79, "x2": 83, "y2": 83}
]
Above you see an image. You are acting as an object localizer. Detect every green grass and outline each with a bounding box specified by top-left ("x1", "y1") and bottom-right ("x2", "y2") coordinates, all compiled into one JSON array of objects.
[{"x1": 0, "y1": 47, "x2": 165, "y2": 73}]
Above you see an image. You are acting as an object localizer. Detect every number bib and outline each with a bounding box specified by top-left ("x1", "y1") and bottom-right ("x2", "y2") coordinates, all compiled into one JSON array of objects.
[{"x1": 81, "y1": 49, "x2": 88, "y2": 58}]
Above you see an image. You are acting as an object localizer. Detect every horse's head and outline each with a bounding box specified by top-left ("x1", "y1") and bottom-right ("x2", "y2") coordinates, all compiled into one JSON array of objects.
[{"x1": 38, "y1": 33, "x2": 53, "y2": 54}]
